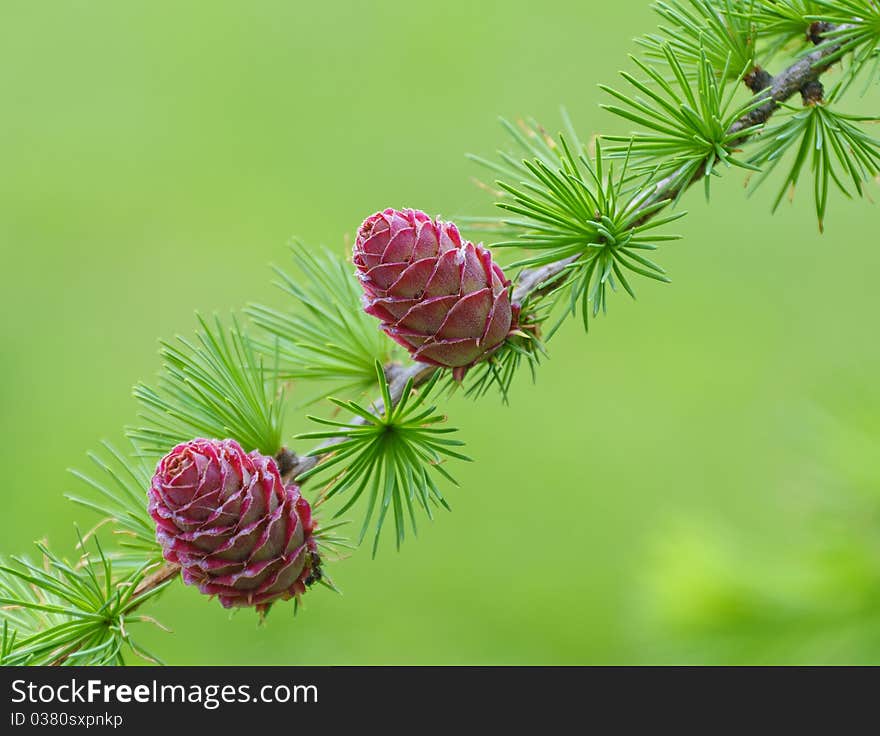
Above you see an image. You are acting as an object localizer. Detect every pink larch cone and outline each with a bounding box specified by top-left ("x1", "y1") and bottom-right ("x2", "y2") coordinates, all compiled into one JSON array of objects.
[
  {"x1": 353, "y1": 208, "x2": 515, "y2": 381},
  {"x1": 148, "y1": 438, "x2": 320, "y2": 614}
]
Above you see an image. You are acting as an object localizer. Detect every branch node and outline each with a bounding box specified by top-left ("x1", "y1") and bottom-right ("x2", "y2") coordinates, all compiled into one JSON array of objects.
[
  {"x1": 801, "y1": 80, "x2": 825, "y2": 106},
  {"x1": 744, "y1": 66, "x2": 773, "y2": 94},
  {"x1": 808, "y1": 21, "x2": 834, "y2": 46},
  {"x1": 274, "y1": 446, "x2": 300, "y2": 478}
]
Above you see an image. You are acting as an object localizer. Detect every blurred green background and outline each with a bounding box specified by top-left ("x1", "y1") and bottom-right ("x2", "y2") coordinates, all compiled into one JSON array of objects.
[{"x1": 2, "y1": 0, "x2": 879, "y2": 664}]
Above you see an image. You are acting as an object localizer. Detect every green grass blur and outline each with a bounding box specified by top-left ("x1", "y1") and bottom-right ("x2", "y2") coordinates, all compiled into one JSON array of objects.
[{"x1": 2, "y1": 0, "x2": 879, "y2": 665}]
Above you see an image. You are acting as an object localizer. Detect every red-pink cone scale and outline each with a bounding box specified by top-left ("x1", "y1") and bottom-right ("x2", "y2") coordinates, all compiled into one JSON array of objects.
[
  {"x1": 148, "y1": 438, "x2": 319, "y2": 613},
  {"x1": 354, "y1": 208, "x2": 516, "y2": 381}
]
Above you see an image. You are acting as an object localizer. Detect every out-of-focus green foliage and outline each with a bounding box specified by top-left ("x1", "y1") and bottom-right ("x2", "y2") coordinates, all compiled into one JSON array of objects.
[{"x1": 639, "y1": 375, "x2": 880, "y2": 664}]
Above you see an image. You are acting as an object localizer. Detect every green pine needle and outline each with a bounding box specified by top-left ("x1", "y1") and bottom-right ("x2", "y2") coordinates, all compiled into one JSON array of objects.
[
  {"x1": 313, "y1": 519, "x2": 357, "y2": 558},
  {"x1": 246, "y1": 241, "x2": 397, "y2": 405},
  {"x1": 638, "y1": 0, "x2": 757, "y2": 79},
  {"x1": 129, "y1": 313, "x2": 284, "y2": 457},
  {"x1": 602, "y1": 46, "x2": 766, "y2": 199},
  {"x1": 65, "y1": 442, "x2": 163, "y2": 567},
  {"x1": 747, "y1": 97, "x2": 880, "y2": 231},
  {"x1": 753, "y1": 0, "x2": 823, "y2": 46},
  {"x1": 296, "y1": 363, "x2": 469, "y2": 556},
  {"x1": 466, "y1": 115, "x2": 684, "y2": 333},
  {"x1": 0, "y1": 535, "x2": 170, "y2": 666},
  {"x1": 808, "y1": 0, "x2": 880, "y2": 92}
]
